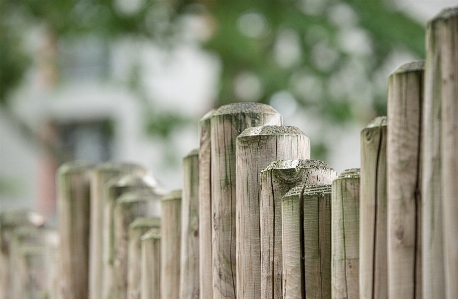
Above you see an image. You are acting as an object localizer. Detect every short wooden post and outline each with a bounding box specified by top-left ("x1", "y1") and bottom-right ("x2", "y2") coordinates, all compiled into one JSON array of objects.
[
  {"x1": 0, "y1": 209, "x2": 46, "y2": 299},
  {"x1": 331, "y1": 169, "x2": 360, "y2": 299},
  {"x1": 387, "y1": 61, "x2": 424, "y2": 298},
  {"x1": 112, "y1": 190, "x2": 161, "y2": 299},
  {"x1": 236, "y1": 126, "x2": 310, "y2": 298},
  {"x1": 89, "y1": 163, "x2": 146, "y2": 299},
  {"x1": 127, "y1": 217, "x2": 161, "y2": 299},
  {"x1": 434, "y1": 7, "x2": 458, "y2": 299},
  {"x1": 422, "y1": 11, "x2": 445, "y2": 298},
  {"x1": 57, "y1": 162, "x2": 93, "y2": 299},
  {"x1": 141, "y1": 228, "x2": 161, "y2": 299},
  {"x1": 180, "y1": 149, "x2": 200, "y2": 299},
  {"x1": 161, "y1": 190, "x2": 182, "y2": 299},
  {"x1": 198, "y1": 110, "x2": 214, "y2": 299},
  {"x1": 211, "y1": 103, "x2": 282, "y2": 298},
  {"x1": 360, "y1": 116, "x2": 388, "y2": 299},
  {"x1": 104, "y1": 174, "x2": 164, "y2": 299},
  {"x1": 261, "y1": 159, "x2": 336, "y2": 299}
]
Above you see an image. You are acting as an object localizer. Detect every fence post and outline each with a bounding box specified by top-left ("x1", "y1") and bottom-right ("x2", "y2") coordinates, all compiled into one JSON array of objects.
[
  {"x1": 236, "y1": 126, "x2": 310, "y2": 298},
  {"x1": 437, "y1": 7, "x2": 458, "y2": 299},
  {"x1": 161, "y1": 190, "x2": 182, "y2": 299},
  {"x1": 422, "y1": 10, "x2": 445, "y2": 299},
  {"x1": 57, "y1": 162, "x2": 93, "y2": 299},
  {"x1": 261, "y1": 159, "x2": 336, "y2": 299},
  {"x1": 180, "y1": 149, "x2": 200, "y2": 299},
  {"x1": 360, "y1": 116, "x2": 388, "y2": 299},
  {"x1": 112, "y1": 189, "x2": 162, "y2": 299},
  {"x1": 141, "y1": 228, "x2": 161, "y2": 299},
  {"x1": 387, "y1": 61, "x2": 424, "y2": 298},
  {"x1": 331, "y1": 169, "x2": 360, "y2": 299},
  {"x1": 198, "y1": 110, "x2": 214, "y2": 299},
  {"x1": 89, "y1": 163, "x2": 146, "y2": 299},
  {"x1": 0, "y1": 209, "x2": 46, "y2": 299},
  {"x1": 210, "y1": 103, "x2": 282, "y2": 298},
  {"x1": 127, "y1": 217, "x2": 161, "y2": 299}
]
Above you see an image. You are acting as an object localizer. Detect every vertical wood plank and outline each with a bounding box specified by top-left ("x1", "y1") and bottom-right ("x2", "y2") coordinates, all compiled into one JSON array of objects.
[
  {"x1": 360, "y1": 117, "x2": 388, "y2": 299},
  {"x1": 236, "y1": 126, "x2": 310, "y2": 299},
  {"x1": 141, "y1": 228, "x2": 161, "y2": 299},
  {"x1": 331, "y1": 169, "x2": 360, "y2": 299},
  {"x1": 387, "y1": 61, "x2": 424, "y2": 299},
  {"x1": 261, "y1": 159, "x2": 336, "y2": 299},
  {"x1": 210, "y1": 103, "x2": 282, "y2": 298},
  {"x1": 180, "y1": 149, "x2": 200, "y2": 299},
  {"x1": 161, "y1": 190, "x2": 182, "y2": 299}
]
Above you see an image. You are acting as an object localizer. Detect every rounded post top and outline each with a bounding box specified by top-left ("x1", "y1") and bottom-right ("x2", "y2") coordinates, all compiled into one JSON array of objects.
[
  {"x1": 162, "y1": 189, "x2": 182, "y2": 201},
  {"x1": 107, "y1": 173, "x2": 164, "y2": 192},
  {"x1": 429, "y1": 6, "x2": 458, "y2": 24},
  {"x1": 141, "y1": 227, "x2": 161, "y2": 241},
  {"x1": 58, "y1": 161, "x2": 94, "y2": 175},
  {"x1": 184, "y1": 148, "x2": 199, "y2": 158},
  {"x1": 213, "y1": 102, "x2": 279, "y2": 116},
  {"x1": 238, "y1": 125, "x2": 305, "y2": 138},
  {"x1": 303, "y1": 184, "x2": 332, "y2": 196},
  {"x1": 117, "y1": 189, "x2": 164, "y2": 204},
  {"x1": 336, "y1": 168, "x2": 360, "y2": 179},
  {"x1": 391, "y1": 60, "x2": 425, "y2": 75},
  {"x1": 365, "y1": 116, "x2": 387, "y2": 129},
  {"x1": 92, "y1": 162, "x2": 145, "y2": 174},
  {"x1": 262, "y1": 159, "x2": 333, "y2": 173},
  {"x1": 283, "y1": 185, "x2": 305, "y2": 199},
  {"x1": 0, "y1": 209, "x2": 46, "y2": 229},
  {"x1": 129, "y1": 217, "x2": 161, "y2": 230},
  {"x1": 199, "y1": 109, "x2": 216, "y2": 123}
]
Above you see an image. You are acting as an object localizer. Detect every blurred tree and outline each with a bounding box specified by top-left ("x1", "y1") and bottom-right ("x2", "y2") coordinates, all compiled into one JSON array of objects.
[{"x1": 0, "y1": 0, "x2": 424, "y2": 158}]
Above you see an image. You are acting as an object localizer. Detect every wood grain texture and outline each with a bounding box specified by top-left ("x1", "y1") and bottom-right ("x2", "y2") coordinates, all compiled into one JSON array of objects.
[
  {"x1": 161, "y1": 190, "x2": 182, "y2": 299},
  {"x1": 198, "y1": 110, "x2": 214, "y2": 299},
  {"x1": 180, "y1": 149, "x2": 200, "y2": 299},
  {"x1": 261, "y1": 159, "x2": 336, "y2": 299},
  {"x1": 112, "y1": 190, "x2": 160, "y2": 299},
  {"x1": 0, "y1": 209, "x2": 46, "y2": 299},
  {"x1": 387, "y1": 61, "x2": 424, "y2": 299},
  {"x1": 422, "y1": 12, "x2": 445, "y2": 299},
  {"x1": 210, "y1": 103, "x2": 282, "y2": 298},
  {"x1": 57, "y1": 162, "x2": 93, "y2": 299},
  {"x1": 438, "y1": 7, "x2": 458, "y2": 299},
  {"x1": 141, "y1": 228, "x2": 161, "y2": 299},
  {"x1": 104, "y1": 174, "x2": 164, "y2": 299},
  {"x1": 360, "y1": 117, "x2": 388, "y2": 299},
  {"x1": 127, "y1": 217, "x2": 161, "y2": 299},
  {"x1": 236, "y1": 126, "x2": 310, "y2": 299},
  {"x1": 89, "y1": 163, "x2": 146, "y2": 299},
  {"x1": 331, "y1": 169, "x2": 360, "y2": 299}
]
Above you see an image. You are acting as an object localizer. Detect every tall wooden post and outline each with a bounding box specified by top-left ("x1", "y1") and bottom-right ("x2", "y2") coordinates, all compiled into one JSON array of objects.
[
  {"x1": 360, "y1": 116, "x2": 388, "y2": 299},
  {"x1": 141, "y1": 228, "x2": 161, "y2": 299},
  {"x1": 198, "y1": 110, "x2": 214, "y2": 299},
  {"x1": 236, "y1": 126, "x2": 310, "y2": 298},
  {"x1": 161, "y1": 190, "x2": 182, "y2": 299},
  {"x1": 180, "y1": 149, "x2": 200, "y2": 299},
  {"x1": 89, "y1": 163, "x2": 145, "y2": 299},
  {"x1": 211, "y1": 103, "x2": 282, "y2": 298},
  {"x1": 57, "y1": 162, "x2": 93, "y2": 299},
  {"x1": 112, "y1": 190, "x2": 161, "y2": 299},
  {"x1": 422, "y1": 10, "x2": 445, "y2": 299},
  {"x1": 0, "y1": 209, "x2": 46, "y2": 299},
  {"x1": 387, "y1": 61, "x2": 424, "y2": 298},
  {"x1": 331, "y1": 169, "x2": 360, "y2": 299},
  {"x1": 127, "y1": 217, "x2": 161, "y2": 299},
  {"x1": 261, "y1": 159, "x2": 336, "y2": 299}
]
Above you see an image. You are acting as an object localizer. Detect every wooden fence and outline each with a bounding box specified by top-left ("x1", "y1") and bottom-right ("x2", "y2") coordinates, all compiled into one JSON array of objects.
[{"x1": 0, "y1": 6, "x2": 457, "y2": 299}]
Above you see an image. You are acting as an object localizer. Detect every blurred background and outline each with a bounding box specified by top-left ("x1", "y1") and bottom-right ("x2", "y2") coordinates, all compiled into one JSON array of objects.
[{"x1": 0, "y1": 0, "x2": 454, "y2": 220}]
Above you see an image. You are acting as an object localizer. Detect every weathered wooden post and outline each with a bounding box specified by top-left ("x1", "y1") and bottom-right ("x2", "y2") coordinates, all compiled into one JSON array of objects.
[
  {"x1": 112, "y1": 189, "x2": 162, "y2": 299},
  {"x1": 387, "y1": 61, "x2": 424, "y2": 298},
  {"x1": 141, "y1": 228, "x2": 161, "y2": 299},
  {"x1": 211, "y1": 103, "x2": 282, "y2": 298},
  {"x1": 0, "y1": 209, "x2": 46, "y2": 299},
  {"x1": 104, "y1": 174, "x2": 164, "y2": 299},
  {"x1": 57, "y1": 162, "x2": 93, "y2": 299},
  {"x1": 260, "y1": 159, "x2": 336, "y2": 299},
  {"x1": 198, "y1": 110, "x2": 214, "y2": 299},
  {"x1": 360, "y1": 116, "x2": 388, "y2": 299},
  {"x1": 180, "y1": 149, "x2": 200, "y2": 299},
  {"x1": 422, "y1": 9, "x2": 445, "y2": 299},
  {"x1": 127, "y1": 217, "x2": 161, "y2": 299},
  {"x1": 331, "y1": 169, "x2": 360, "y2": 299},
  {"x1": 438, "y1": 7, "x2": 458, "y2": 299},
  {"x1": 161, "y1": 190, "x2": 182, "y2": 299},
  {"x1": 89, "y1": 163, "x2": 146, "y2": 299},
  {"x1": 236, "y1": 126, "x2": 310, "y2": 298}
]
